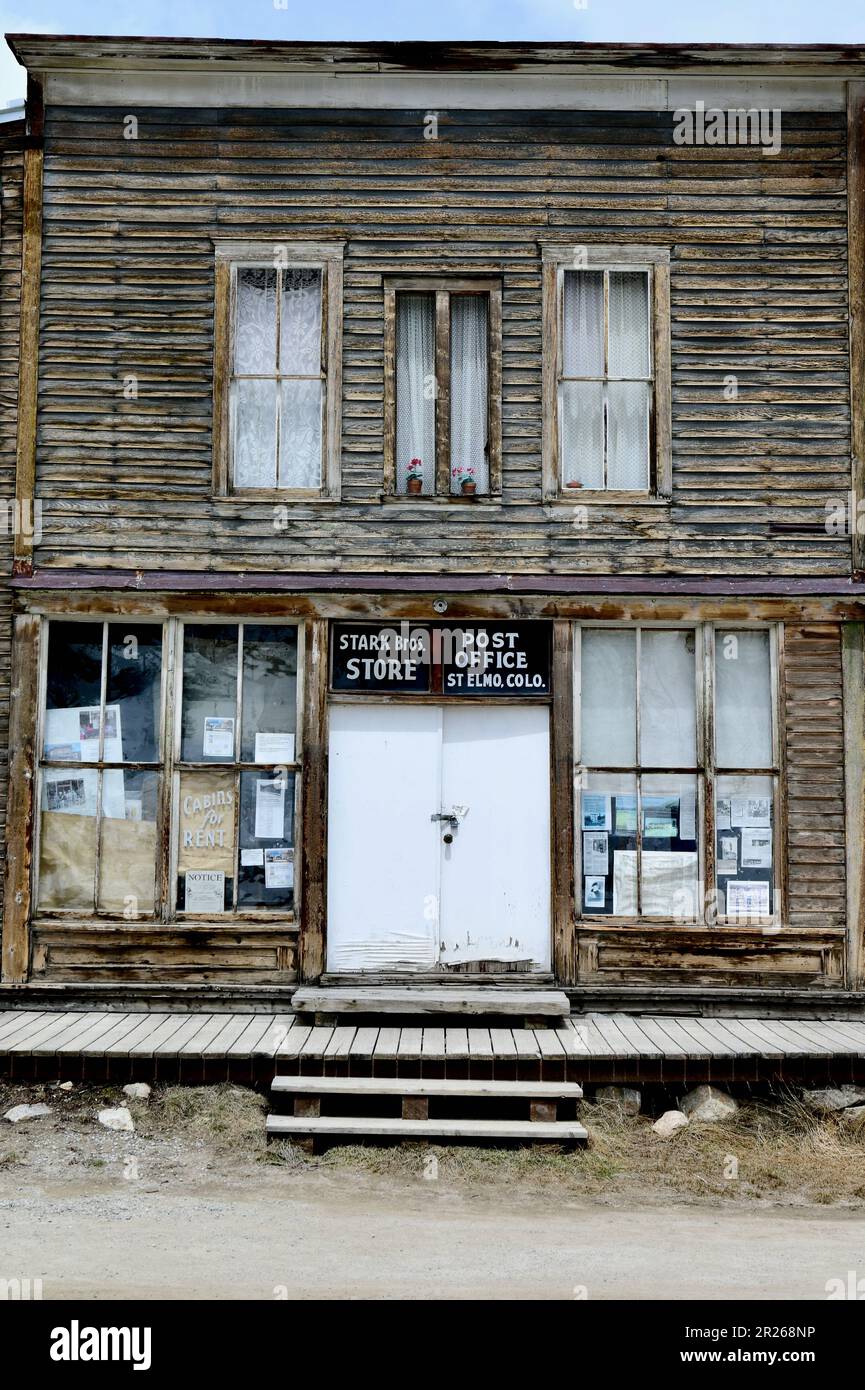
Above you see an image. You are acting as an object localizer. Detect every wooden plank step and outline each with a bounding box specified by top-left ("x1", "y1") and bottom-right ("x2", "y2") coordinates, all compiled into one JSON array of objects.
[
  {"x1": 272, "y1": 1076, "x2": 583, "y2": 1099},
  {"x1": 292, "y1": 987, "x2": 569, "y2": 1018},
  {"x1": 266, "y1": 1115, "x2": 588, "y2": 1143}
]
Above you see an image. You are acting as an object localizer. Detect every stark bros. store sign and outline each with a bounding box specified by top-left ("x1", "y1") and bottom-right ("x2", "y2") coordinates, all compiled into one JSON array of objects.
[{"x1": 330, "y1": 622, "x2": 552, "y2": 696}]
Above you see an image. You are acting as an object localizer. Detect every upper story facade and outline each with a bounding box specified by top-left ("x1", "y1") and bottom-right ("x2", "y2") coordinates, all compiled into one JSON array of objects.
[{"x1": 5, "y1": 35, "x2": 865, "y2": 585}]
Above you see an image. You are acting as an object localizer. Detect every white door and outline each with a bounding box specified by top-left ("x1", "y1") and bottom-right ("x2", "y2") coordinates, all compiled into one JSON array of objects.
[
  {"x1": 438, "y1": 705, "x2": 551, "y2": 970},
  {"x1": 326, "y1": 703, "x2": 551, "y2": 973},
  {"x1": 327, "y1": 704, "x2": 442, "y2": 972}
]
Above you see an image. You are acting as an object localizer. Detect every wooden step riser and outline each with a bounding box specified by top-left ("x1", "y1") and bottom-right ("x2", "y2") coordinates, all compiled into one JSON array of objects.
[{"x1": 271, "y1": 1075, "x2": 583, "y2": 1098}]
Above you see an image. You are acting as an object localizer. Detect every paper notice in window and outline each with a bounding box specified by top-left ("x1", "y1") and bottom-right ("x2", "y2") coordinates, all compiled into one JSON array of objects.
[
  {"x1": 716, "y1": 798, "x2": 732, "y2": 830},
  {"x1": 582, "y1": 831, "x2": 609, "y2": 875},
  {"x1": 679, "y1": 789, "x2": 697, "y2": 842},
  {"x1": 730, "y1": 796, "x2": 771, "y2": 829},
  {"x1": 642, "y1": 852, "x2": 699, "y2": 918},
  {"x1": 726, "y1": 880, "x2": 771, "y2": 918},
  {"x1": 613, "y1": 851, "x2": 638, "y2": 916},
  {"x1": 203, "y1": 716, "x2": 235, "y2": 758},
  {"x1": 185, "y1": 870, "x2": 225, "y2": 914},
  {"x1": 254, "y1": 733, "x2": 296, "y2": 765},
  {"x1": 581, "y1": 793, "x2": 611, "y2": 832},
  {"x1": 254, "y1": 779, "x2": 285, "y2": 840},
  {"x1": 240, "y1": 848, "x2": 264, "y2": 867},
  {"x1": 264, "y1": 847, "x2": 294, "y2": 890},
  {"x1": 739, "y1": 827, "x2": 772, "y2": 869}
]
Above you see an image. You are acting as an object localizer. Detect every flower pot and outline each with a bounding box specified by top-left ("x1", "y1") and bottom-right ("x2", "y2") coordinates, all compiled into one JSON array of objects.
[
  {"x1": 461, "y1": 480, "x2": 477, "y2": 496},
  {"x1": 407, "y1": 476, "x2": 423, "y2": 495}
]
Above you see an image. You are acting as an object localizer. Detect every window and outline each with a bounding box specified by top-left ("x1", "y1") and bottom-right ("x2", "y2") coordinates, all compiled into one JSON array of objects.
[
  {"x1": 542, "y1": 245, "x2": 672, "y2": 499},
  {"x1": 213, "y1": 241, "x2": 343, "y2": 498},
  {"x1": 37, "y1": 621, "x2": 164, "y2": 916},
  {"x1": 575, "y1": 624, "x2": 779, "y2": 924},
  {"x1": 384, "y1": 277, "x2": 502, "y2": 498},
  {"x1": 35, "y1": 619, "x2": 302, "y2": 921}
]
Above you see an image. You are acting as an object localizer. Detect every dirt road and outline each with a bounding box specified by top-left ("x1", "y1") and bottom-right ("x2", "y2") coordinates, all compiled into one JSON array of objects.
[{"x1": 2, "y1": 1170, "x2": 864, "y2": 1300}]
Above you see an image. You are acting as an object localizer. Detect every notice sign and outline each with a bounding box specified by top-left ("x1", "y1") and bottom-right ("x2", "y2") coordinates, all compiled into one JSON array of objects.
[{"x1": 330, "y1": 623, "x2": 551, "y2": 697}]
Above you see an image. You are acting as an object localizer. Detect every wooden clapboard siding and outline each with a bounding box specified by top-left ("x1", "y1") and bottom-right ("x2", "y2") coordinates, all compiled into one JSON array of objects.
[
  {"x1": 784, "y1": 623, "x2": 848, "y2": 930},
  {"x1": 28, "y1": 105, "x2": 852, "y2": 577},
  {"x1": 0, "y1": 136, "x2": 25, "y2": 923},
  {"x1": 30, "y1": 925, "x2": 298, "y2": 984}
]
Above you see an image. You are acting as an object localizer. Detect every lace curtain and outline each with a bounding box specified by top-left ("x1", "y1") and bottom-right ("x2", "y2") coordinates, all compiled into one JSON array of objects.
[
  {"x1": 396, "y1": 294, "x2": 435, "y2": 494},
  {"x1": 560, "y1": 269, "x2": 650, "y2": 490},
  {"x1": 450, "y1": 296, "x2": 489, "y2": 494}
]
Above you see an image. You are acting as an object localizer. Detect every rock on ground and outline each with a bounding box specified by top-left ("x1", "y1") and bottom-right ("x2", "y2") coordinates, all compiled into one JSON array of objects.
[
  {"x1": 595, "y1": 1085, "x2": 641, "y2": 1116},
  {"x1": 801, "y1": 1085, "x2": 865, "y2": 1114},
  {"x1": 681, "y1": 1085, "x2": 739, "y2": 1123},
  {"x1": 3, "y1": 1103, "x2": 52, "y2": 1124},
  {"x1": 653, "y1": 1110, "x2": 689, "y2": 1138},
  {"x1": 97, "y1": 1106, "x2": 135, "y2": 1132},
  {"x1": 122, "y1": 1083, "x2": 152, "y2": 1101}
]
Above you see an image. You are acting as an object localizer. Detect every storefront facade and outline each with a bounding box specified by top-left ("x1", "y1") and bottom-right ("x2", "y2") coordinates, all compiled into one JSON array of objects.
[{"x1": 1, "y1": 38, "x2": 865, "y2": 1004}]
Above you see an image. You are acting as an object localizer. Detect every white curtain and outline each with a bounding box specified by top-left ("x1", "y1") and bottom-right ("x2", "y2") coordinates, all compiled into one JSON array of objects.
[
  {"x1": 563, "y1": 270, "x2": 604, "y2": 376},
  {"x1": 396, "y1": 295, "x2": 435, "y2": 494},
  {"x1": 450, "y1": 296, "x2": 489, "y2": 494}
]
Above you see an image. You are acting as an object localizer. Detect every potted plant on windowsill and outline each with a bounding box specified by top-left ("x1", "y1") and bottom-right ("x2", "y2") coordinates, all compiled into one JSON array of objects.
[
  {"x1": 453, "y1": 464, "x2": 477, "y2": 496},
  {"x1": 406, "y1": 458, "x2": 424, "y2": 495}
]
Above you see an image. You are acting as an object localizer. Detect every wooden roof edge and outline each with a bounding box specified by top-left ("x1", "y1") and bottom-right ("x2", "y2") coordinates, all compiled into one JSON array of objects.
[{"x1": 7, "y1": 35, "x2": 865, "y2": 77}]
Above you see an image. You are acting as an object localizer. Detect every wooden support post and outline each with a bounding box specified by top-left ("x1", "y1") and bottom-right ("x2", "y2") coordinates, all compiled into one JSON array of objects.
[
  {"x1": 551, "y1": 620, "x2": 577, "y2": 985},
  {"x1": 530, "y1": 1101, "x2": 558, "y2": 1124},
  {"x1": 2, "y1": 614, "x2": 40, "y2": 982},
  {"x1": 843, "y1": 624, "x2": 865, "y2": 989},
  {"x1": 299, "y1": 619, "x2": 328, "y2": 981},
  {"x1": 293, "y1": 1096, "x2": 321, "y2": 1119},
  {"x1": 402, "y1": 1095, "x2": 429, "y2": 1121},
  {"x1": 849, "y1": 82, "x2": 865, "y2": 576}
]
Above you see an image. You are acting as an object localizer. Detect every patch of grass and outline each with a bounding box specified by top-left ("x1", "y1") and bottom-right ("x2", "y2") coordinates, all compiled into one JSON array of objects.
[
  {"x1": 139, "y1": 1085, "x2": 268, "y2": 1155},
  {"x1": 307, "y1": 1096, "x2": 865, "y2": 1206}
]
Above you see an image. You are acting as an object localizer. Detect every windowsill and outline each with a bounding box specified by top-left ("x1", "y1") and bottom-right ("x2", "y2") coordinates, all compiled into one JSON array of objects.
[
  {"x1": 33, "y1": 917, "x2": 298, "y2": 932},
  {"x1": 380, "y1": 493, "x2": 503, "y2": 506},
  {"x1": 214, "y1": 490, "x2": 340, "y2": 504},
  {"x1": 547, "y1": 491, "x2": 671, "y2": 507}
]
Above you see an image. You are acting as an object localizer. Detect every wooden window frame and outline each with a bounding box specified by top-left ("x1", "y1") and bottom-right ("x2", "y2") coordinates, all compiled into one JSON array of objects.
[
  {"x1": 212, "y1": 240, "x2": 344, "y2": 501},
  {"x1": 30, "y1": 615, "x2": 305, "y2": 927},
  {"x1": 383, "y1": 275, "x2": 503, "y2": 501},
  {"x1": 32, "y1": 617, "x2": 168, "y2": 922},
  {"x1": 542, "y1": 244, "x2": 672, "y2": 503},
  {"x1": 573, "y1": 621, "x2": 782, "y2": 929}
]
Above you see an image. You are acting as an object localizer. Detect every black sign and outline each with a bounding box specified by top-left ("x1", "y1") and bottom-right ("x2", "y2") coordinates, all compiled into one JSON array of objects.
[{"x1": 330, "y1": 623, "x2": 551, "y2": 696}]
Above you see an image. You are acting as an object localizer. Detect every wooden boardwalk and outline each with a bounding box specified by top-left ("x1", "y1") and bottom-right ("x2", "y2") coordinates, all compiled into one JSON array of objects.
[{"x1": 1, "y1": 1009, "x2": 864, "y2": 1085}]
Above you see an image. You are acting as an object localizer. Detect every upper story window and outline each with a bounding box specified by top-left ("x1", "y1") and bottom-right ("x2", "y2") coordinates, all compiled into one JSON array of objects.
[
  {"x1": 213, "y1": 241, "x2": 344, "y2": 499},
  {"x1": 542, "y1": 245, "x2": 672, "y2": 501},
  {"x1": 384, "y1": 277, "x2": 502, "y2": 499}
]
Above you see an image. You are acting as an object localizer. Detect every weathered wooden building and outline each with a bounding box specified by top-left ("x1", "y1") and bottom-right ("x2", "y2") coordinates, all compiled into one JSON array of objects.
[{"x1": 1, "y1": 35, "x2": 865, "y2": 1034}]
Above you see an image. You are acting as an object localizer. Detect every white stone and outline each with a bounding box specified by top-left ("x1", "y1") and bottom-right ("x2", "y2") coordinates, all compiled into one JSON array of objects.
[
  {"x1": 595, "y1": 1085, "x2": 641, "y2": 1116},
  {"x1": 122, "y1": 1083, "x2": 152, "y2": 1101},
  {"x1": 58, "y1": 1082, "x2": 74, "y2": 1091},
  {"x1": 681, "y1": 1085, "x2": 739, "y2": 1123},
  {"x1": 801, "y1": 1085, "x2": 865, "y2": 1114},
  {"x1": 652, "y1": 1109, "x2": 689, "y2": 1138},
  {"x1": 3, "y1": 1103, "x2": 52, "y2": 1123},
  {"x1": 839, "y1": 1105, "x2": 865, "y2": 1126},
  {"x1": 97, "y1": 1106, "x2": 135, "y2": 1132}
]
